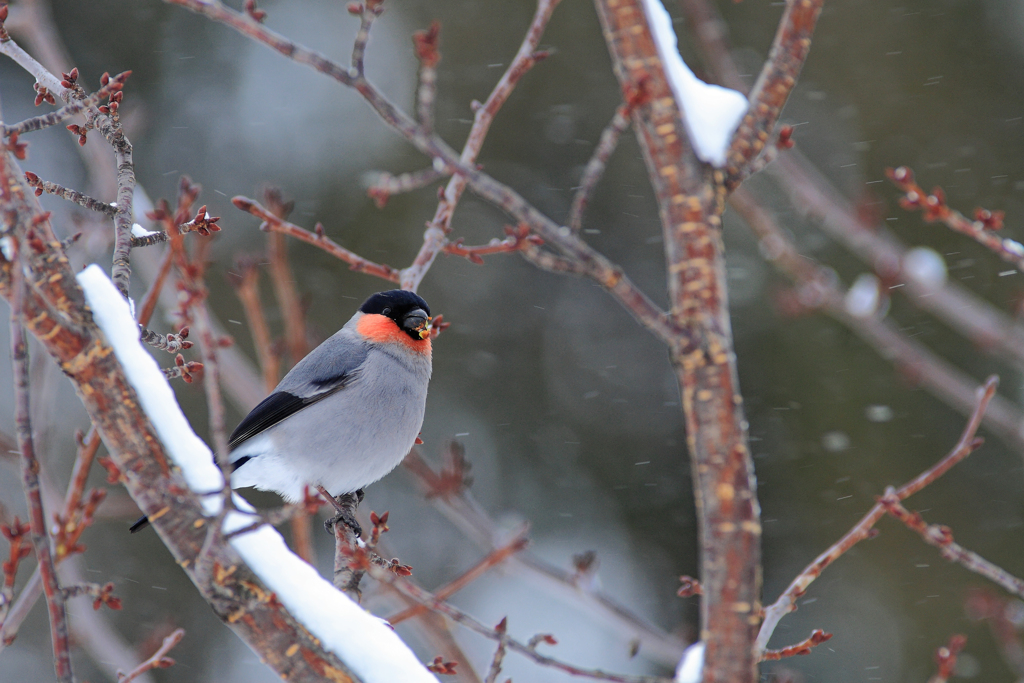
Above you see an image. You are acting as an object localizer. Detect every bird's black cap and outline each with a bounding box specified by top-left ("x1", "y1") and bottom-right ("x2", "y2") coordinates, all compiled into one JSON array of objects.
[{"x1": 359, "y1": 290, "x2": 430, "y2": 319}]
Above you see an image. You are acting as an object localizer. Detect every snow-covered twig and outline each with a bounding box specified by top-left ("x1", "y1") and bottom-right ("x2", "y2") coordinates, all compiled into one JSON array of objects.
[{"x1": 1, "y1": 70, "x2": 130, "y2": 137}]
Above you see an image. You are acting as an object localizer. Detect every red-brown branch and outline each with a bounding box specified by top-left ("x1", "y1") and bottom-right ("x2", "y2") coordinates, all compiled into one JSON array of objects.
[
  {"x1": 879, "y1": 493, "x2": 1024, "y2": 598},
  {"x1": 755, "y1": 376, "x2": 997, "y2": 655},
  {"x1": 118, "y1": 628, "x2": 185, "y2": 683},
  {"x1": 886, "y1": 165, "x2": 1024, "y2": 271},
  {"x1": 758, "y1": 629, "x2": 832, "y2": 661},
  {"x1": 370, "y1": 563, "x2": 670, "y2": 683},
  {"x1": 387, "y1": 528, "x2": 530, "y2": 625},
  {"x1": 230, "y1": 258, "x2": 280, "y2": 393},
  {"x1": 567, "y1": 94, "x2": 638, "y2": 233},
  {"x1": 400, "y1": 0, "x2": 560, "y2": 292},
  {"x1": 442, "y1": 224, "x2": 543, "y2": 265},
  {"x1": 2, "y1": 70, "x2": 130, "y2": 137},
  {"x1": 725, "y1": 0, "x2": 823, "y2": 184},
  {"x1": 8, "y1": 239, "x2": 73, "y2": 682},
  {"x1": 926, "y1": 634, "x2": 967, "y2": 683},
  {"x1": 233, "y1": 196, "x2": 400, "y2": 283}
]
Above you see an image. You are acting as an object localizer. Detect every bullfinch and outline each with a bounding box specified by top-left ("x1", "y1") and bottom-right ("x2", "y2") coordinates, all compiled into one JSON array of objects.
[{"x1": 131, "y1": 289, "x2": 433, "y2": 532}]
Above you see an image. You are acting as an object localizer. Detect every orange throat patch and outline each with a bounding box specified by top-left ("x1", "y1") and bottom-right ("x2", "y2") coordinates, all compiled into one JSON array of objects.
[{"x1": 356, "y1": 313, "x2": 431, "y2": 356}]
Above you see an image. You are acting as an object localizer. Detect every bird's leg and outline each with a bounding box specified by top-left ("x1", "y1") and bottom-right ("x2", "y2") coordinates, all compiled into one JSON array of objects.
[{"x1": 317, "y1": 485, "x2": 363, "y2": 538}]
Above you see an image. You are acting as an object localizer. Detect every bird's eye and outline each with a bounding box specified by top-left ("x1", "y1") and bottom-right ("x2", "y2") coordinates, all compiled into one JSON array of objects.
[{"x1": 382, "y1": 307, "x2": 392, "y2": 316}]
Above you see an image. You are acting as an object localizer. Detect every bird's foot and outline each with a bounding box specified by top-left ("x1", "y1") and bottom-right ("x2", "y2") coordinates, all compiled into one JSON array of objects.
[{"x1": 323, "y1": 490, "x2": 363, "y2": 538}]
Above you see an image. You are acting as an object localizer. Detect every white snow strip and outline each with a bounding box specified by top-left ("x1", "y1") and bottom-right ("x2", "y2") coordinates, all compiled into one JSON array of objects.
[
  {"x1": 131, "y1": 223, "x2": 158, "y2": 238},
  {"x1": 640, "y1": 0, "x2": 748, "y2": 166},
  {"x1": 675, "y1": 641, "x2": 704, "y2": 683},
  {"x1": 76, "y1": 265, "x2": 438, "y2": 683}
]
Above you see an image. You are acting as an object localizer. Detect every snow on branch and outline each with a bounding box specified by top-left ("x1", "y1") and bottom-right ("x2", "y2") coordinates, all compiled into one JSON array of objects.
[
  {"x1": 639, "y1": 0, "x2": 746, "y2": 166},
  {"x1": 76, "y1": 266, "x2": 438, "y2": 683}
]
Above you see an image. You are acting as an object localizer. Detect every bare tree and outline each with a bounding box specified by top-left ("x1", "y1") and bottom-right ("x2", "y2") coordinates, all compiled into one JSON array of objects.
[{"x1": 1, "y1": 1, "x2": 1024, "y2": 682}]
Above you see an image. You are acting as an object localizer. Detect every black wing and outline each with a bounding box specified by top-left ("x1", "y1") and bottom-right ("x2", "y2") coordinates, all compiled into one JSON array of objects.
[
  {"x1": 229, "y1": 330, "x2": 368, "y2": 449},
  {"x1": 228, "y1": 370, "x2": 359, "y2": 449},
  {"x1": 229, "y1": 391, "x2": 310, "y2": 449}
]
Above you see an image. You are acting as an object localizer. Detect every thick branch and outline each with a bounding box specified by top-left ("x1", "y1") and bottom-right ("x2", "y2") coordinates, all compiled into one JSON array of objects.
[{"x1": 592, "y1": 2, "x2": 766, "y2": 680}]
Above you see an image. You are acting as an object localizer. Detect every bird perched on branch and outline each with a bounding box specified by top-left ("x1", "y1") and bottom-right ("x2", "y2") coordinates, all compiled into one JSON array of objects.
[{"x1": 131, "y1": 289, "x2": 433, "y2": 534}]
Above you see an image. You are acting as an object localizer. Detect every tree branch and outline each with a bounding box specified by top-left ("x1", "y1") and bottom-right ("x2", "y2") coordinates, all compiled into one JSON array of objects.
[{"x1": 8, "y1": 237, "x2": 73, "y2": 682}]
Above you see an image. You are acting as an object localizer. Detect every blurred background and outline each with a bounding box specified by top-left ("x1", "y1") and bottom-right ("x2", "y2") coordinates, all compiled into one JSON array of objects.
[{"x1": 0, "y1": 0, "x2": 1023, "y2": 680}]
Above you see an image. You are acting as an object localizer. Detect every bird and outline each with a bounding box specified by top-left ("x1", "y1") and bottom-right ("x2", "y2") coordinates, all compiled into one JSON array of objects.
[{"x1": 131, "y1": 289, "x2": 433, "y2": 533}]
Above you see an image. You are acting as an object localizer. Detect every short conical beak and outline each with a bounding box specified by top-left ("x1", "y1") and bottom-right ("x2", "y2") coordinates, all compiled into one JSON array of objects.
[{"x1": 401, "y1": 308, "x2": 431, "y2": 339}]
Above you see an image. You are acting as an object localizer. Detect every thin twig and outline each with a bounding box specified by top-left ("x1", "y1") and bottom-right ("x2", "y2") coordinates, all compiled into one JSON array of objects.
[
  {"x1": 370, "y1": 563, "x2": 671, "y2": 683},
  {"x1": 8, "y1": 239, "x2": 74, "y2": 682},
  {"x1": 567, "y1": 92, "x2": 640, "y2": 233},
  {"x1": 140, "y1": 325, "x2": 192, "y2": 353},
  {"x1": 117, "y1": 628, "x2": 185, "y2": 683},
  {"x1": 879, "y1": 492, "x2": 1024, "y2": 598},
  {"x1": 400, "y1": 0, "x2": 560, "y2": 292},
  {"x1": 233, "y1": 196, "x2": 400, "y2": 282},
  {"x1": 724, "y1": 0, "x2": 823, "y2": 184},
  {"x1": 442, "y1": 224, "x2": 542, "y2": 264},
  {"x1": 367, "y1": 167, "x2": 447, "y2": 207},
  {"x1": 230, "y1": 258, "x2": 280, "y2": 392},
  {"x1": 482, "y1": 618, "x2": 508, "y2": 683},
  {"x1": 755, "y1": 376, "x2": 998, "y2": 656},
  {"x1": 412, "y1": 21, "x2": 440, "y2": 134},
  {"x1": 350, "y1": 1, "x2": 381, "y2": 77},
  {"x1": 23, "y1": 171, "x2": 116, "y2": 217},
  {"x1": 926, "y1": 634, "x2": 967, "y2": 683},
  {"x1": 758, "y1": 629, "x2": 832, "y2": 661},
  {"x1": 887, "y1": 165, "x2": 1024, "y2": 272},
  {"x1": 387, "y1": 528, "x2": 530, "y2": 625},
  {"x1": 1, "y1": 70, "x2": 130, "y2": 137}
]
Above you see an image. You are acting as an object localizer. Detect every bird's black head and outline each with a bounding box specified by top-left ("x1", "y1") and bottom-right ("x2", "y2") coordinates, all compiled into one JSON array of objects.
[{"x1": 359, "y1": 290, "x2": 432, "y2": 340}]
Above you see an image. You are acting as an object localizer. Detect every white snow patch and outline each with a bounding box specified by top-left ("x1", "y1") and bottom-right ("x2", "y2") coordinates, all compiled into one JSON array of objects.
[
  {"x1": 1004, "y1": 238, "x2": 1024, "y2": 258},
  {"x1": 903, "y1": 247, "x2": 947, "y2": 292},
  {"x1": 845, "y1": 273, "x2": 881, "y2": 318},
  {"x1": 76, "y1": 265, "x2": 438, "y2": 683},
  {"x1": 640, "y1": 0, "x2": 748, "y2": 166},
  {"x1": 675, "y1": 641, "x2": 704, "y2": 683},
  {"x1": 131, "y1": 223, "x2": 158, "y2": 238}
]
